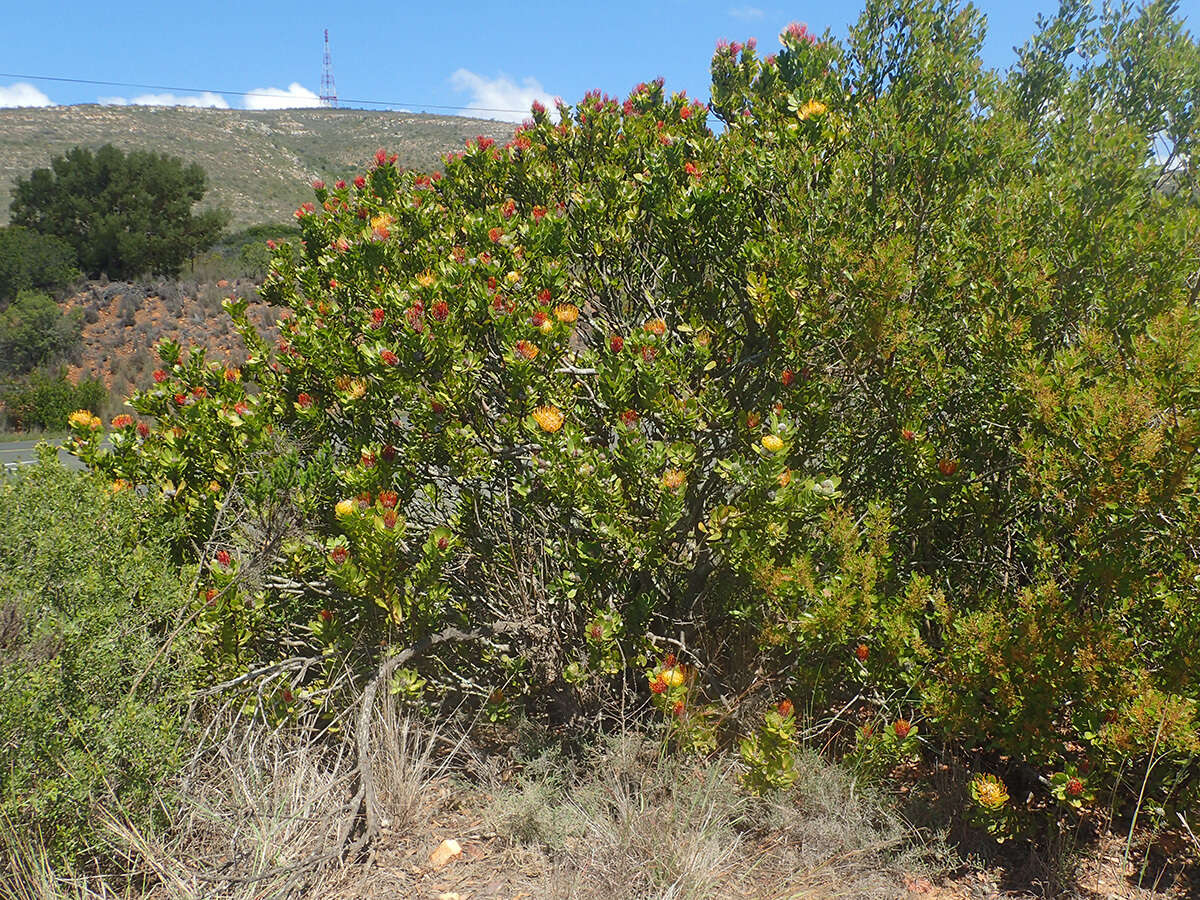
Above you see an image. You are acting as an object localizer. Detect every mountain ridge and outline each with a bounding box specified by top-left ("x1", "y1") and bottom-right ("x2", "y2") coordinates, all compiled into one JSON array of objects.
[{"x1": 0, "y1": 105, "x2": 516, "y2": 229}]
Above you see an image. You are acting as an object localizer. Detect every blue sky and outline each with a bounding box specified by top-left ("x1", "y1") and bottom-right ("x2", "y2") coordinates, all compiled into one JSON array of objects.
[{"x1": 1, "y1": 1, "x2": 1196, "y2": 121}]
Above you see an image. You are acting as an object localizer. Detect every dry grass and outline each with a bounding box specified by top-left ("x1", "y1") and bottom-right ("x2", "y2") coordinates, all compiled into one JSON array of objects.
[
  {"x1": 6, "y1": 696, "x2": 1195, "y2": 900},
  {"x1": 479, "y1": 734, "x2": 935, "y2": 900},
  {"x1": 0, "y1": 690, "x2": 447, "y2": 900}
]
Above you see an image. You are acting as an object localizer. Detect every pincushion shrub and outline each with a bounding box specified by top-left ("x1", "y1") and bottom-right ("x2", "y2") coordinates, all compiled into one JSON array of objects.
[{"x1": 74, "y1": 0, "x2": 1200, "y2": 824}]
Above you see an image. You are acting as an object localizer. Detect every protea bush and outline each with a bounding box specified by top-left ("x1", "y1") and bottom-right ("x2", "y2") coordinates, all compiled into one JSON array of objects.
[{"x1": 73, "y1": 0, "x2": 1200, "y2": 825}]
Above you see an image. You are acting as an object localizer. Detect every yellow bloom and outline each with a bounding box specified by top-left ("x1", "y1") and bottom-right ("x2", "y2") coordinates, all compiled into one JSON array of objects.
[
  {"x1": 554, "y1": 303, "x2": 580, "y2": 323},
  {"x1": 778, "y1": 468, "x2": 792, "y2": 487},
  {"x1": 538, "y1": 319, "x2": 554, "y2": 335},
  {"x1": 416, "y1": 270, "x2": 436, "y2": 288},
  {"x1": 761, "y1": 434, "x2": 784, "y2": 452},
  {"x1": 69, "y1": 409, "x2": 100, "y2": 430},
  {"x1": 971, "y1": 774, "x2": 1010, "y2": 811},
  {"x1": 334, "y1": 376, "x2": 368, "y2": 400},
  {"x1": 335, "y1": 498, "x2": 356, "y2": 518},
  {"x1": 370, "y1": 213, "x2": 394, "y2": 231},
  {"x1": 661, "y1": 468, "x2": 687, "y2": 491},
  {"x1": 110, "y1": 479, "x2": 131, "y2": 493},
  {"x1": 505, "y1": 270, "x2": 521, "y2": 285},
  {"x1": 532, "y1": 405, "x2": 564, "y2": 433},
  {"x1": 662, "y1": 666, "x2": 685, "y2": 688},
  {"x1": 797, "y1": 99, "x2": 827, "y2": 120}
]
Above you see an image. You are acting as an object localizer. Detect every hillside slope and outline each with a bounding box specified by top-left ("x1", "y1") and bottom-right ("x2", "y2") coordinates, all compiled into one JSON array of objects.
[{"x1": 0, "y1": 106, "x2": 515, "y2": 228}]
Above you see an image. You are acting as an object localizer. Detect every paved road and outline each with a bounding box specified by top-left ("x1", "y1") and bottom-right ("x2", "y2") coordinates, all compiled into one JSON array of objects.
[{"x1": 0, "y1": 440, "x2": 88, "y2": 473}]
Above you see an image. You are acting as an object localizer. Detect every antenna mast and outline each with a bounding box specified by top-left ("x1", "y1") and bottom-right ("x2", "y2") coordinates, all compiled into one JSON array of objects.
[{"x1": 320, "y1": 29, "x2": 338, "y2": 108}]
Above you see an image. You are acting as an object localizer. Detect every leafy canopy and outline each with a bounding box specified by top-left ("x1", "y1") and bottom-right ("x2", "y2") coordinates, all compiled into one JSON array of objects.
[
  {"x1": 73, "y1": 0, "x2": 1200, "y2": 822},
  {"x1": 10, "y1": 144, "x2": 229, "y2": 280}
]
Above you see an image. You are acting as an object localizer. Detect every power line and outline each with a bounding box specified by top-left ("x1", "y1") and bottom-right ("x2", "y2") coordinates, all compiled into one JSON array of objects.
[{"x1": 0, "y1": 71, "x2": 533, "y2": 115}]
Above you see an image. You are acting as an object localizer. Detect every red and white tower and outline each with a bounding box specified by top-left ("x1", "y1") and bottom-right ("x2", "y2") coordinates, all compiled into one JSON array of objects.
[{"x1": 320, "y1": 29, "x2": 338, "y2": 108}]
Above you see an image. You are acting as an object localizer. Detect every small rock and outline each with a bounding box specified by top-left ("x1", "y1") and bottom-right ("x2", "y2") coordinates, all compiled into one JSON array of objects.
[{"x1": 429, "y1": 838, "x2": 463, "y2": 868}]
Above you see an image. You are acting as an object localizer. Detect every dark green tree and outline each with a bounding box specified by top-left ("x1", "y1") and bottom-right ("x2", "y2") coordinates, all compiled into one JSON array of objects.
[
  {"x1": 10, "y1": 144, "x2": 229, "y2": 280},
  {"x1": 0, "y1": 226, "x2": 78, "y2": 306}
]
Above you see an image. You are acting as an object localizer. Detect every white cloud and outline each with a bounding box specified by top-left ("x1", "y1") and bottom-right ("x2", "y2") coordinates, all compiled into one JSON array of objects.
[
  {"x1": 243, "y1": 83, "x2": 321, "y2": 110},
  {"x1": 448, "y1": 69, "x2": 556, "y2": 123},
  {"x1": 729, "y1": 5, "x2": 765, "y2": 20},
  {"x1": 99, "y1": 91, "x2": 229, "y2": 108},
  {"x1": 0, "y1": 82, "x2": 54, "y2": 107}
]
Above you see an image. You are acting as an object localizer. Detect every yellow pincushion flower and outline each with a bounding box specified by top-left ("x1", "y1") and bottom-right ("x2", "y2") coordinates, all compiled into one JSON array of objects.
[
  {"x1": 797, "y1": 99, "x2": 827, "y2": 120},
  {"x1": 69, "y1": 409, "x2": 101, "y2": 430},
  {"x1": 335, "y1": 498, "x2": 356, "y2": 518},
  {"x1": 505, "y1": 270, "x2": 521, "y2": 285},
  {"x1": 761, "y1": 434, "x2": 784, "y2": 452},
  {"x1": 970, "y1": 773, "x2": 1010, "y2": 811},
  {"x1": 554, "y1": 303, "x2": 580, "y2": 323},
  {"x1": 416, "y1": 270, "x2": 436, "y2": 288},
  {"x1": 661, "y1": 468, "x2": 687, "y2": 491},
  {"x1": 532, "y1": 405, "x2": 564, "y2": 433},
  {"x1": 661, "y1": 666, "x2": 685, "y2": 688}
]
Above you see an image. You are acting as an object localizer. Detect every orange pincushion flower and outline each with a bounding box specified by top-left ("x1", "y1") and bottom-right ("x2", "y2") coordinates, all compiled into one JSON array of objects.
[
  {"x1": 778, "y1": 468, "x2": 792, "y2": 487},
  {"x1": 893, "y1": 718, "x2": 912, "y2": 738},
  {"x1": 554, "y1": 303, "x2": 579, "y2": 323},
  {"x1": 643, "y1": 318, "x2": 667, "y2": 336},
  {"x1": 938, "y1": 458, "x2": 959, "y2": 476},
  {"x1": 661, "y1": 468, "x2": 687, "y2": 490},
  {"x1": 515, "y1": 340, "x2": 540, "y2": 360},
  {"x1": 110, "y1": 414, "x2": 134, "y2": 428},
  {"x1": 777, "y1": 699, "x2": 794, "y2": 717},
  {"x1": 855, "y1": 643, "x2": 869, "y2": 662},
  {"x1": 532, "y1": 405, "x2": 564, "y2": 433}
]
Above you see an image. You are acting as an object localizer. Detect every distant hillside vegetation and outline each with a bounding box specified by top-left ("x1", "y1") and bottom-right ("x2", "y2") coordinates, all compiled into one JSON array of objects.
[{"x1": 0, "y1": 106, "x2": 515, "y2": 228}]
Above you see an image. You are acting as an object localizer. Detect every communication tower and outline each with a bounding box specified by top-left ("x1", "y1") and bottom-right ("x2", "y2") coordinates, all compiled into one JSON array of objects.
[{"x1": 320, "y1": 29, "x2": 338, "y2": 108}]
